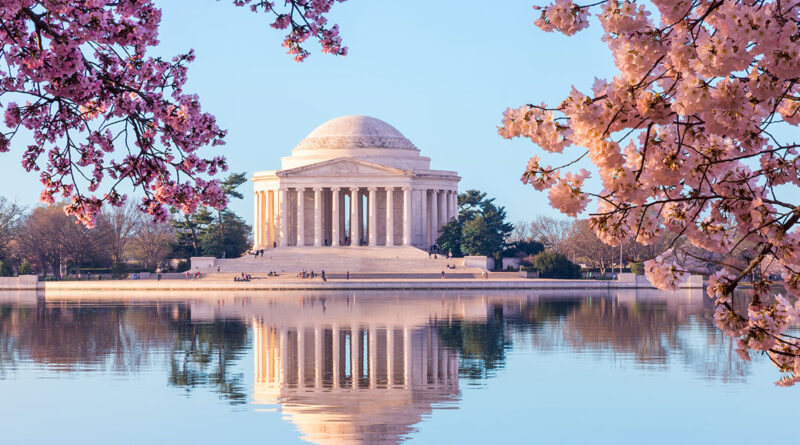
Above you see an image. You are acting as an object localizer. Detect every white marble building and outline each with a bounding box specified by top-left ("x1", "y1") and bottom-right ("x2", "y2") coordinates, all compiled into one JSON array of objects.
[{"x1": 252, "y1": 116, "x2": 460, "y2": 249}]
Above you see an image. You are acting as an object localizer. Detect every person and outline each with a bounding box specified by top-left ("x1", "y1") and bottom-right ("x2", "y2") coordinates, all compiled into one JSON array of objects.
[
  {"x1": 185, "y1": 270, "x2": 190, "y2": 280},
  {"x1": 222, "y1": 251, "x2": 226, "y2": 259},
  {"x1": 157, "y1": 272, "x2": 162, "y2": 281},
  {"x1": 428, "y1": 250, "x2": 431, "y2": 258},
  {"x1": 321, "y1": 270, "x2": 326, "y2": 281},
  {"x1": 217, "y1": 266, "x2": 220, "y2": 272},
  {"x1": 273, "y1": 241, "x2": 276, "y2": 248},
  {"x1": 346, "y1": 271, "x2": 350, "y2": 280},
  {"x1": 87, "y1": 271, "x2": 91, "y2": 280},
  {"x1": 441, "y1": 270, "x2": 445, "y2": 279}
]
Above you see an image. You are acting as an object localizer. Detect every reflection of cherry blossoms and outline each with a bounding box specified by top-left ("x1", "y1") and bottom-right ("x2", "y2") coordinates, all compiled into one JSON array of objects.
[
  {"x1": 0, "y1": 1, "x2": 347, "y2": 227},
  {"x1": 500, "y1": 0, "x2": 800, "y2": 385}
]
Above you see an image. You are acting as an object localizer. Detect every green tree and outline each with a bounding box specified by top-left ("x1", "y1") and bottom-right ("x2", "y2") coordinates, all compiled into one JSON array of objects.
[
  {"x1": 437, "y1": 219, "x2": 463, "y2": 257},
  {"x1": 533, "y1": 250, "x2": 581, "y2": 279},
  {"x1": 200, "y1": 211, "x2": 251, "y2": 259},
  {"x1": 171, "y1": 172, "x2": 251, "y2": 259},
  {"x1": 437, "y1": 189, "x2": 513, "y2": 261}
]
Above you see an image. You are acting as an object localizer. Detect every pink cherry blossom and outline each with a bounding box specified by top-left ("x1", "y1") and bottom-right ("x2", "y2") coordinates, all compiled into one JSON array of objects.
[
  {"x1": 506, "y1": 0, "x2": 800, "y2": 385},
  {"x1": 0, "y1": 1, "x2": 347, "y2": 225}
]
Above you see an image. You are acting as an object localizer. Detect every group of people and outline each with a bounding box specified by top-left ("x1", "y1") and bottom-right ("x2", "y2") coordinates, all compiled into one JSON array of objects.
[
  {"x1": 184, "y1": 271, "x2": 201, "y2": 280},
  {"x1": 266, "y1": 271, "x2": 279, "y2": 277},
  {"x1": 296, "y1": 270, "x2": 326, "y2": 281},
  {"x1": 252, "y1": 249, "x2": 265, "y2": 257},
  {"x1": 235, "y1": 272, "x2": 252, "y2": 282}
]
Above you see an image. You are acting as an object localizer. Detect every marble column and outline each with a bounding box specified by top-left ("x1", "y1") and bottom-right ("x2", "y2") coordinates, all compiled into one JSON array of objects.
[
  {"x1": 278, "y1": 188, "x2": 288, "y2": 247},
  {"x1": 253, "y1": 191, "x2": 261, "y2": 248},
  {"x1": 402, "y1": 187, "x2": 412, "y2": 246},
  {"x1": 331, "y1": 188, "x2": 340, "y2": 247},
  {"x1": 450, "y1": 190, "x2": 458, "y2": 221},
  {"x1": 313, "y1": 187, "x2": 323, "y2": 247},
  {"x1": 297, "y1": 188, "x2": 306, "y2": 247},
  {"x1": 368, "y1": 187, "x2": 377, "y2": 246},
  {"x1": 258, "y1": 190, "x2": 269, "y2": 247},
  {"x1": 429, "y1": 190, "x2": 438, "y2": 246},
  {"x1": 439, "y1": 189, "x2": 447, "y2": 228},
  {"x1": 385, "y1": 187, "x2": 394, "y2": 246},
  {"x1": 350, "y1": 187, "x2": 359, "y2": 246},
  {"x1": 420, "y1": 189, "x2": 428, "y2": 247}
]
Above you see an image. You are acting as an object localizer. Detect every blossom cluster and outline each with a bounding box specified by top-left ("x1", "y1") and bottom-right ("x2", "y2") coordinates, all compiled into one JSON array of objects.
[
  {"x1": 234, "y1": 0, "x2": 348, "y2": 61},
  {"x1": 0, "y1": 1, "x2": 236, "y2": 226},
  {"x1": 502, "y1": 0, "x2": 800, "y2": 385}
]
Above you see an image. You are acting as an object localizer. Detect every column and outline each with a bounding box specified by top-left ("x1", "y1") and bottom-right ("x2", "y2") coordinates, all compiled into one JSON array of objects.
[
  {"x1": 278, "y1": 188, "x2": 288, "y2": 247},
  {"x1": 313, "y1": 187, "x2": 323, "y2": 247},
  {"x1": 296, "y1": 188, "x2": 305, "y2": 247},
  {"x1": 420, "y1": 189, "x2": 428, "y2": 247},
  {"x1": 402, "y1": 187, "x2": 411, "y2": 246},
  {"x1": 368, "y1": 187, "x2": 378, "y2": 247},
  {"x1": 268, "y1": 190, "x2": 276, "y2": 247},
  {"x1": 450, "y1": 189, "x2": 458, "y2": 221},
  {"x1": 331, "y1": 188, "x2": 340, "y2": 247},
  {"x1": 332, "y1": 324, "x2": 340, "y2": 388},
  {"x1": 258, "y1": 190, "x2": 269, "y2": 247},
  {"x1": 253, "y1": 190, "x2": 261, "y2": 248},
  {"x1": 385, "y1": 187, "x2": 394, "y2": 246},
  {"x1": 429, "y1": 190, "x2": 438, "y2": 246},
  {"x1": 350, "y1": 187, "x2": 359, "y2": 247},
  {"x1": 439, "y1": 189, "x2": 447, "y2": 228}
]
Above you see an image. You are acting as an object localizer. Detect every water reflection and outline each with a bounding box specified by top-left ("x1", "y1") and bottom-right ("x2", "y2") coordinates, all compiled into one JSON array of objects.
[{"x1": 0, "y1": 288, "x2": 757, "y2": 444}]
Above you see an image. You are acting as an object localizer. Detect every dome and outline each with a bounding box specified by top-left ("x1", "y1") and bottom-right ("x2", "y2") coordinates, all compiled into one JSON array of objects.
[{"x1": 294, "y1": 115, "x2": 417, "y2": 151}]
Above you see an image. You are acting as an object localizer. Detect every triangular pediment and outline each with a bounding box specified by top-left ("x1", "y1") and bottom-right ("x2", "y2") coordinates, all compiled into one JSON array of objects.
[{"x1": 276, "y1": 158, "x2": 411, "y2": 177}]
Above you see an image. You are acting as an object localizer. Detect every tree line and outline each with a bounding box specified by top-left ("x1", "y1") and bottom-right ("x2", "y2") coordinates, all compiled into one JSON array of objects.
[{"x1": 0, "y1": 173, "x2": 251, "y2": 278}]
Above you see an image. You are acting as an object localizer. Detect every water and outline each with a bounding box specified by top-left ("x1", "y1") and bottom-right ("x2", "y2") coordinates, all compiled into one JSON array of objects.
[{"x1": 0, "y1": 288, "x2": 796, "y2": 444}]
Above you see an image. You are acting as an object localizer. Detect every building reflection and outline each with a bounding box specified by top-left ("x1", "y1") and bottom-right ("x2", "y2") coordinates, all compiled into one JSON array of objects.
[{"x1": 252, "y1": 322, "x2": 458, "y2": 444}]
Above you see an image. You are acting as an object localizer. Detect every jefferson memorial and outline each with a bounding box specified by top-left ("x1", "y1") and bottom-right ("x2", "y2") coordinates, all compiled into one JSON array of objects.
[{"x1": 251, "y1": 115, "x2": 460, "y2": 249}]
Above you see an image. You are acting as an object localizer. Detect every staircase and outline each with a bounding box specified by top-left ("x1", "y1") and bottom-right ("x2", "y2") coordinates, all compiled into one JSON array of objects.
[{"x1": 200, "y1": 246, "x2": 479, "y2": 274}]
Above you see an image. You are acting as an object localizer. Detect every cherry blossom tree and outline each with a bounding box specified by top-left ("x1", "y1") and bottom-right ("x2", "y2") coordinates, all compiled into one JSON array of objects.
[
  {"x1": 499, "y1": 0, "x2": 800, "y2": 385},
  {"x1": 0, "y1": 0, "x2": 347, "y2": 227}
]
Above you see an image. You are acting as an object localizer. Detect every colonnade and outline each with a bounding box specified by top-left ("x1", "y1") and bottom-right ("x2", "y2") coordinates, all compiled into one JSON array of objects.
[
  {"x1": 253, "y1": 186, "x2": 458, "y2": 248},
  {"x1": 254, "y1": 323, "x2": 458, "y2": 390}
]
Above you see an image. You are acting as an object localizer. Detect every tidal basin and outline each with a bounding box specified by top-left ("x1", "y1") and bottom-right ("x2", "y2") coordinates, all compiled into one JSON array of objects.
[{"x1": 1, "y1": 289, "x2": 796, "y2": 444}]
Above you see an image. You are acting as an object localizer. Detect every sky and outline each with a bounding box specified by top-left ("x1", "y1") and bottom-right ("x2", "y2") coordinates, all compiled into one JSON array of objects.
[{"x1": 0, "y1": 0, "x2": 618, "y2": 226}]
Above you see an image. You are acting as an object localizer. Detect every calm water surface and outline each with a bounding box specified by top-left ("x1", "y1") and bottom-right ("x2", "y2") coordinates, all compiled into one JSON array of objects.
[{"x1": 0, "y1": 289, "x2": 796, "y2": 444}]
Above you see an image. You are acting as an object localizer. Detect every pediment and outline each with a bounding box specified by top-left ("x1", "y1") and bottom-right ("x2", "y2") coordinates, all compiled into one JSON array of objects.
[{"x1": 277, "y1": 158, "x2": 410, "y2": 177}]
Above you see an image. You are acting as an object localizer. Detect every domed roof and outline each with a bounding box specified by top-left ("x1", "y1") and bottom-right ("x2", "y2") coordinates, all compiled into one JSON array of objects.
[{"x1": 294, "y1": 115, "x2": 417, "y2": 151}]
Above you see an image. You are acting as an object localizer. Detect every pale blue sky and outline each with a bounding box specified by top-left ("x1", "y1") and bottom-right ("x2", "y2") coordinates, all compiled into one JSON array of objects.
[{"x1": 0, "y1": 1, "x2": 616, "y2": 225}]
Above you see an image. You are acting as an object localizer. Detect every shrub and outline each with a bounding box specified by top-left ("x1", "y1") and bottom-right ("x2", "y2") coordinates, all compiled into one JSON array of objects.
[
  {"x1": 630, "y1": 262, "x2": 644, "y2": 276},
  {"x1": 533, "y1": 250, "x2": 581, "y2": 279},
  {"x1": 176, "y1": 260, "x2": 191, "y2": 272}
]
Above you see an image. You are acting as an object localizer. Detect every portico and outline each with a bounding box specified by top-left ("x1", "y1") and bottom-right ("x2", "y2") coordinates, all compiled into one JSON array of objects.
[{"x1": 252, "y1": 116, "x2": 460, "y2": 249}]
